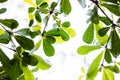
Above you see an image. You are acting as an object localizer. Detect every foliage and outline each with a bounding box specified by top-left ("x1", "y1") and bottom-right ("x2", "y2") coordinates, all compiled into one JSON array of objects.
[{"x1": 0, "y1": 0, "x2": 120, "y2": 80}]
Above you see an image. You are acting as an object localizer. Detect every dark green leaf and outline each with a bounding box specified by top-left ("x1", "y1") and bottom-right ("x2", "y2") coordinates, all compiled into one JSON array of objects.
[
  {"x1": 22, "y1": 52, "x2": 31, "y2": 66},
  {"x1": 59, "y1": 28, "x2": 70, "y2": 41},
  {"x1": 77, "y1": 45, "x2": 101, "y2": 55},
  {"x1": 117, "y1": 18, "x2": 120, "y2": 23},
  {"x1": 0, "y1": 32, "x2": 10, "y2": 44},
  {"x1": 100, "y1": 0, "x2": 117, "y2": 4},
  {"x1": 28, "y1": 7, "x2": 35, "y2": 13},
  {"x1": 40, "y1": 2, "x2": 48, "y2": 8},
  {"x1": 33, "y1": 54, "x2": 51, "y2": 70},
  {"x1": 43, "y1": 38, "x2": 55, "y2": 56},
  {"x1": 46, "y1": 28, "x2": 61, "y2": 36},
  {"x1": 29, "y1": 55, "x2": 38, "y2": 66},
  {"x1": 62, "y1": 21, "x2": 70, "y2": 28},
  {"x1": 102, "y1": 3, "x2": 120, "y2": 16},
  {"x1": 29, "y1": 20, "x2": 34, "y2": 27},
  {"x1": 104, "y1": 49, "x2": 112, "y2": 63},
  {"x1": 29, "y1": 31, "x2": 41, "y2": 38},
  {"x1": 113, "y1": 64, "x2": 120, "y2": 73},
  {"x1": 98, "y1": 27, "x2": 110, "y2": 37},
  {"x1": 102, "y1": 67, "x2": 114, "y2": 80},
  {"x1": 35, "y1": 11, "x2": 41, "y2": 22},
  {"x1": 45, "y1": 36, "x2": 56, "y2": 44},
  {"x1": 78, "y1": 0, "x2": 86, "y2": 8},
  {"x1": 0, "y1": 48, "x2": 10, "y2": 71},
  {"x1": 86, "y1": 51, "x2": 103, "y2": 80},
  {"x1": 50, "y1": 2, "x2": 57, "y2": 9},
  {"x1": 0, "y1": 0, "x2": 7, "y2": 3},
  {"x1": 14, "y1": 35, "x2": 34, "y2": 50},
  {"x1": 0, "y1": 19, "x2": 19, "y2": 29},
  {"x1": 60, "y1": 0, "x2": 72, "y2": 15},
  {"x1": 109, "y1": 29, "x2": 120, "y2": 55},
  {"x1": 8, "y1": 58, "x2": 22, "y2": 80},
  {"x1": 99, "y1": 17, "x2": 111, "y2": 26},
  {"x1": 83, "y1": 23, "x2": 94, "y2": 44},
  {"x1": 0, "y1": 8, "x2": 6, "y2": 14}
]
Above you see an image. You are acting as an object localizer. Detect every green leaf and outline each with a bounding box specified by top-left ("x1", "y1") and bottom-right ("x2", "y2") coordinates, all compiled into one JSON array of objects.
[
  {"x1": 40, "y1": 2, "x2": 48, "y2": 8},
  {"x1": 36, "y1": 0, "x2": 42, "y2": 5},
  {"x1": 22, "y1": 66, "x2": 34, "y2": 80},
  {"x1": 15, "y1": 28, "x2": 30, "y2": 36},
  {"x1": 104, "y1": 49, "x2": 112, "y2": 63},
  {"x1": 14, "y1": 35, "x2": 34, "y2": 50},
  {"x1": 0, "y1": 48, "x2": 10, "y2": 71},
  {"x1": 45, "y1": 36, "x2": 56, "y2": 44},
  {"x1": 109, "y1": 29, "x2": 120, "y2": 55},
  {"x1": 35, "y1": 11, "x2": 41, "y2": 22},
  {"x1": 0, "y1": 8, "x2": 6, "y2": 14},
  {"x1": 31, "y1": 40, "x2": 41, "y2": 53},
  {"x1": 102, "y1": 3, "x2": 120, "y2": 16},
  {"x1": 29, "y1": 30, "x2": 41, "y2": 38},
  {"x1": 113, "y1": 64, "x2": 120, "y2": 73},
  {"x1": 29, "y1": 55, "x2": 38, "y2": 66},
  {"x1": 0, "y1": 32, "x2": 10, "y2": 44},
  {"x1": 86, "y1": 51, "x2": 103, "y2": 80},
  {"x1": 77, "y1": 45, "x2": 101, "y2": 55},
  {"x1": 98, "y1": 27, "x2": 110, "y2": 37},
  {"x1": 102, "y1": 68, "x2": 114, "y2": 80},
  {"x1": 100, "y1": 0, "x2": 117, "y2": 4},
  {"x1": 0, "y1": 19, "x2": 19, "y2": 29},
  {"x1": 99, "y1": 17, "x2": 111, "y2": 26},
  {"x1": 50, "y1": 2, "x2": 57, "y2": 9},
  {"x1": 60, "y1": 0, "x2": 72, "y2": 15},
  {"x1": 32, "y1": 54, "x2": 51, "y2": 70},
  {"x1": 62, "y1": 21, "x2": 70, "y2": 28},
  {"x1": 94, "y1": 24, "x2": 108, "y2": 45},
  {"x1": 46, "y1": 28, "x2": 61, "y2": 36},
  {"x1": 43, "y1": 38, "x2": 55, "y2": 56},
  {"x1": 60, "y1": 28, "x2": 70, "y2": 41},
  {"x1": 78, "y1": 0, "x2": 86, "y2": 8},
  {"x1": 0, "y1": 0, "x2": 7, "y2": 3},
  {"x1": 29, "y1": 20, "x2": 34, "y2": 27},
  {"x1": 83, "y1": 23, "x2": 94, "y2": 44},
  {"x1": 8, "y1": 58, "x2": 22, "y2": 80},
  {"x1": 28, "y1": 7, "x2": 35, "y2": 13}
]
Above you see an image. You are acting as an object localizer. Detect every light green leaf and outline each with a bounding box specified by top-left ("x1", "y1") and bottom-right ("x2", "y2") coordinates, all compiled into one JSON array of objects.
[
  {"x1": 98, "y1": 27, "x2": 110, "y2": 37},
  {"x1": 102, "y1": 3, "x2": 120, "y2": 16},
  {"x1": 94, "y1": 24, "x2": 108, "y2": 45},
  {"x1": 0, "y1": 8, "x2": 6, "y2": 14},
  {"x1": 86, "y1": 51, "x2": 103, "y2": 80},
  {"x1": 77, "y1": 45, "x2": 101, "y2": 55},
  {"x1": 0, "y1": 48, "x2": 10, "y2": 71},
  {"x1": 32, "y1": 54, "x2": 51, "y2": 70},
  {"x1": 43, "y1": 38, "x2": 55, "y2": 56},
  {"x1": 62, "y1": 21, "x2": 70, "y2": 28},
  {"x1": 14, "y1": 35, "x2": 34, "y2": 50},
  {"x1": 83, "y1": 23, "x2": 94, "y2": 44},
  {"x1": 63, "y1": 27, "x2": 76, "y2": 37},
  {"x1": 0, "y1": 19, "x2": 19, "y2": 29},
  {"x1": 102, "y1": 68, "x2": 114, "y2": 80},
  {"x1": 22, "y1": 66, "x2": 34, "y2": 80},
  {"x1": 60, "y1": 0, "x2": 72, "y2": 15},
  {"x1": 36, "y1": 0, "x2": 42, "y2": 5}
]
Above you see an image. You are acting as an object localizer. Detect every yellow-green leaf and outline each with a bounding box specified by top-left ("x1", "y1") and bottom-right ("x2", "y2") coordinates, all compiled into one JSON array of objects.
[
  {"x1": 0, "y1": 28, "x2": 4, "y2": 34},
  {"x1": 24, "y1": 0, "x2": 35, "y2": 6}
]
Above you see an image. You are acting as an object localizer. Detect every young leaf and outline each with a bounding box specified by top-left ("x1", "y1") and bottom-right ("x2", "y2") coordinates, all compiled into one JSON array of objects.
[
  {"x1": 86, "y1": 51, "x2": 103, "y2": 80},
  {"x1": 62, "y1": 21, "x2": 70, "y2": 28},
  {"x1": 0, "y1": 19, "x2": 19, "y2": 29},
  {"x1": 43, "y1": 38, "x2": 55, "y2": 56},
  {"x1": 14, "y1": 35, "x2": 34, "y2": 50},
  {"x1": 0, "y1": 48, "x2": 10, "y2": 71},
  {"x1": 32, "y1": 54, "x2": 51, "y2": 70},
  {"x1": 83, "y1": 23, "x2": 94, "y2": 44},
  {"x1": 59, "y1": 28, "x2": 70, "y2": 41},
  {"x1": 35, "y1": 11, "x2": 42, "y2": 22},
  {"x1": 102, "y1": 3, "x2": 120, "y2": 16},
  {"x1": 24, "y1": 0, "x2": 35, "y2": 6},
  {"x1": 63, "y1": 27, "x2": 76, "y2": 37},
  {"x1": 22, "y1": 66, "x2": 34, "y2": 80},
  {"x1": 77, "y1": 45, "x2": 101, "y2": 55},
  {"x1": 0, "y1": 8, "x2": 6, "y2": 14},
  {"x1": 0, "y1": 0, "x2": 7, "y2": 3},
  {"x1": 98, "y1": 27, "x2": 110, "y2": 37},
  {"x1": 104, "y1": 49, "x2": 112, "y2": 63},
  {"x1": 102, "y1": 68, "x2": 114, "y2": 80},
  {"x1": 78, "y1": 0, "x2": 86, "y2": 8},
  {"x1": 60, "y1": 0, "x2": 72, "y2": 15}
]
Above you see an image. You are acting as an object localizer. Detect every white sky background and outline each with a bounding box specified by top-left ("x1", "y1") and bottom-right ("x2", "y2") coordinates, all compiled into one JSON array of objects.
[{"x1": 1, "y1": 0, "x2": 119, "y2": 80}]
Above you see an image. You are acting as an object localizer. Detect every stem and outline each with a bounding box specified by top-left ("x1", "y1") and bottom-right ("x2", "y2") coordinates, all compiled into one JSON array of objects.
[
  {"x1": 41, "y1": 0, "x2": 60, "y2": 36},
  {"x1": 0, "y1": 44, "x2": 16, "y2": 52}
]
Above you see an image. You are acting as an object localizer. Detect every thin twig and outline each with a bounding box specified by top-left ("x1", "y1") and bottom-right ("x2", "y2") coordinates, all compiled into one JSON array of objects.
[{"x1": 0, "y1": 44, "x2": 16, "y2": 52}]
